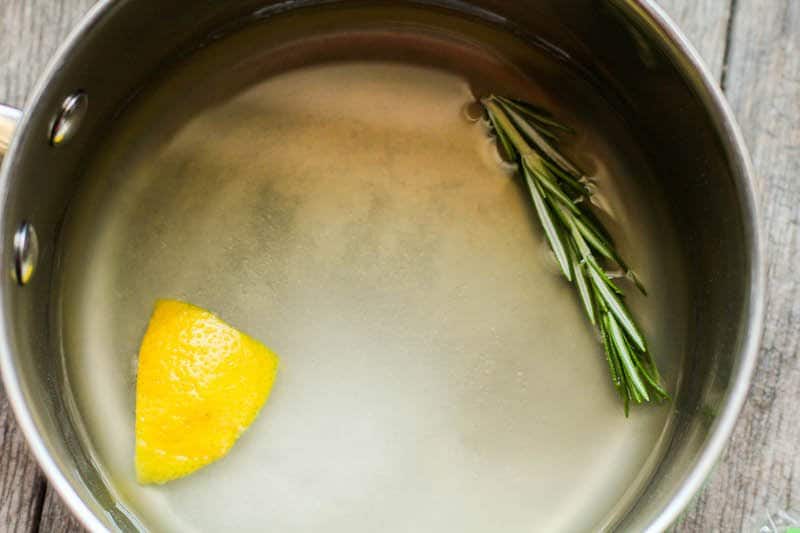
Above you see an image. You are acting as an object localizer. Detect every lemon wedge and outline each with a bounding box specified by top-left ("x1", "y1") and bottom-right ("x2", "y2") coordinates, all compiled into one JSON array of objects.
[{"x1": 134, "y1": 299, "x2": 279, "y2": 484}]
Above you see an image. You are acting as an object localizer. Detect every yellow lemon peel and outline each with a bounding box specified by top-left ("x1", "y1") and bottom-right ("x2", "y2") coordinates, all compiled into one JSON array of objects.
[{"x1": 134, "y1": 299, "x2": 279, "y2": 484}]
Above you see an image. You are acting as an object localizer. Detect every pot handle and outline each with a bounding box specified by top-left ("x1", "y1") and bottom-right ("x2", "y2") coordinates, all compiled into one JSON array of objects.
[{"x1": 0, "y1": 104, "x2": 22, "y2": 157}]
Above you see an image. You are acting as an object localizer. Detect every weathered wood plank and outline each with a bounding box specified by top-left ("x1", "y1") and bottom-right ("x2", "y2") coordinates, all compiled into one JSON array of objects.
[
  {"x1": 656, "y1": 0, "x2": 734, "y2": 80},
  {"x1": 0, "y1": 0, "x2": 97, "y2": 108},
  {"x1": 1, "y1": 1, "x2": 96, "y2": 532},
  {"x1": 0, "y1": 388, "x2": 46, "y2": 533},
  {"x1": 38, "y1": 486, "x2": 87, "y2": 533},
  {"x1": 675, "y1": 0, "x2": 800, "y2": 530}
]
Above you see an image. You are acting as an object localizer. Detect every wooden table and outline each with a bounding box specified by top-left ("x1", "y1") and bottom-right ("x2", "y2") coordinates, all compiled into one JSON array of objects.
[{"x1": 1, "y1": 1, "x2": 797, "y2": 531}]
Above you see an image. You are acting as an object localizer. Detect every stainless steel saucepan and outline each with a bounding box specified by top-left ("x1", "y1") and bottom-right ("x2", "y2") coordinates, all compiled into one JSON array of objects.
[{"x1": 0, "y1": 1, "x2": 764, "y2": 531}]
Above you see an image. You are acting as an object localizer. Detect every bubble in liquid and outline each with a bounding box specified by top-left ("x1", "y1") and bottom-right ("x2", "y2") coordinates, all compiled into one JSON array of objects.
[
  {"x1": 461, "y1": 100, "x2": 485, "y2": 123},
  {"x1": 481, "y1": 136, "x2": 518, "y2": 172}
]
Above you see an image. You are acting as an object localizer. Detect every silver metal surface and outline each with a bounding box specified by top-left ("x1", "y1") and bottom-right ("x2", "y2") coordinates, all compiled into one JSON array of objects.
[
  {"x1": 49, "y1": 91, "x2": 88, "y2": 146},
  {"x1": 615, "y1": 6, "x2": 763, "y2": 532},
  {"x1": 0, "y1": 1, "x2": 765, "y2": 532},
  {"x1": 12, "y1": 222, "x2": 38, "y2": 285}
]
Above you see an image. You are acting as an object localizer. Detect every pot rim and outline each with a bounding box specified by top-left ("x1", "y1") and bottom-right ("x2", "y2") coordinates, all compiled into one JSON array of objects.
[
  {"x1": 0, "y1": 1, "x2": 765, "y2": 531},
  {"x1": 625, "y1": 2, "x2": 764, "y2": 531}
]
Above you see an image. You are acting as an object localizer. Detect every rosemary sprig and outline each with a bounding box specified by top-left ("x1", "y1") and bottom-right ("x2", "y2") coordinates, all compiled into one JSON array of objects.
[{"x1": 481, "y1": 95, "x2": 668, "y2": 414}]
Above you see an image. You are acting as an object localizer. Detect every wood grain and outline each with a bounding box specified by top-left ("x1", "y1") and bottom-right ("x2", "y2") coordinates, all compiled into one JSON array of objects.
[
  {"x1": 0, "y1": 391, "x2": 46, "y2": 532},
  {"x1": 673, "y1": 0, "x2": 800, "y2": 530},
  {"x1": 656, "y1": 0, "x2": 734, "y2": 80},
  {"x1": 1, "y1": 1, "x2": 798, "y2": 532},
  {"x1": 0, "y1": 0, "x2": 96, "y2": 108},
  {"x1": 37, "y1": 486, "x2": 86, "y2": 533}
]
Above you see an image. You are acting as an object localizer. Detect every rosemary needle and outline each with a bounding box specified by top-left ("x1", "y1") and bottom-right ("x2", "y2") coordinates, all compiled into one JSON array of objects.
[{"x1": 481, "y1": 95, "x2": 669, "y2": 415}]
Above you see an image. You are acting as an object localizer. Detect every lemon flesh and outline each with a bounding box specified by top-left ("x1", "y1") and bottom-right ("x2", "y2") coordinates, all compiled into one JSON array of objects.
[{"x1": 135, "y1": 299, "x2": 279, "y2": 484}]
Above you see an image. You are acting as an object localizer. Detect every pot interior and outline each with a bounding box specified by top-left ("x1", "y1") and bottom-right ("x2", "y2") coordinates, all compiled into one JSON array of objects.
[{"x1": 1, "y1": 1, "x2": 755, "y2": 532}]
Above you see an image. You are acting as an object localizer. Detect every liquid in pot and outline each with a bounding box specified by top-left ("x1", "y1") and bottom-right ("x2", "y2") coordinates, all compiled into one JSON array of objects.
[{"x1": 55, "y1": 17, "x2": 688, "y2": 532}]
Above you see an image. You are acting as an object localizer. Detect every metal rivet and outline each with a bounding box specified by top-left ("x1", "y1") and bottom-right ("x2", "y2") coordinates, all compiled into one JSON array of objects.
[
  {"x1": 50, "y1": 91, "x2": 88, "y2": 146},
  {"x1": 13, "y1": 222, "x2": 38, "y2": 286}
]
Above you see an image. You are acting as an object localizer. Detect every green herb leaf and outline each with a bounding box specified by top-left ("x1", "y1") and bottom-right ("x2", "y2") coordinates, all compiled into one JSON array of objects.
[
  {"x1": 481, "y1": 93, "x2": 667, "y2": 412},
  {"x1": 587, "y1": 265, "x2": 647, "y2": 352},
  {"x1": 607, "y1": 314, "x2": 650, "y2": 402},
  {"x1": 523, "y1": 166, "x2": 573, "y2": 281},
  {"x1": 571, "y1": 246, "x2": 595, "y2": 325},
  {"x1": 496, "y1": 100, "x2": 582, "y2": 176}
]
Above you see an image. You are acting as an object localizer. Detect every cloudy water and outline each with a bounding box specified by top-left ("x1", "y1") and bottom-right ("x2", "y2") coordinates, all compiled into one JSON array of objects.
[{"x1": 56, "y1": 13, "x2": 687, "y2": 532}]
